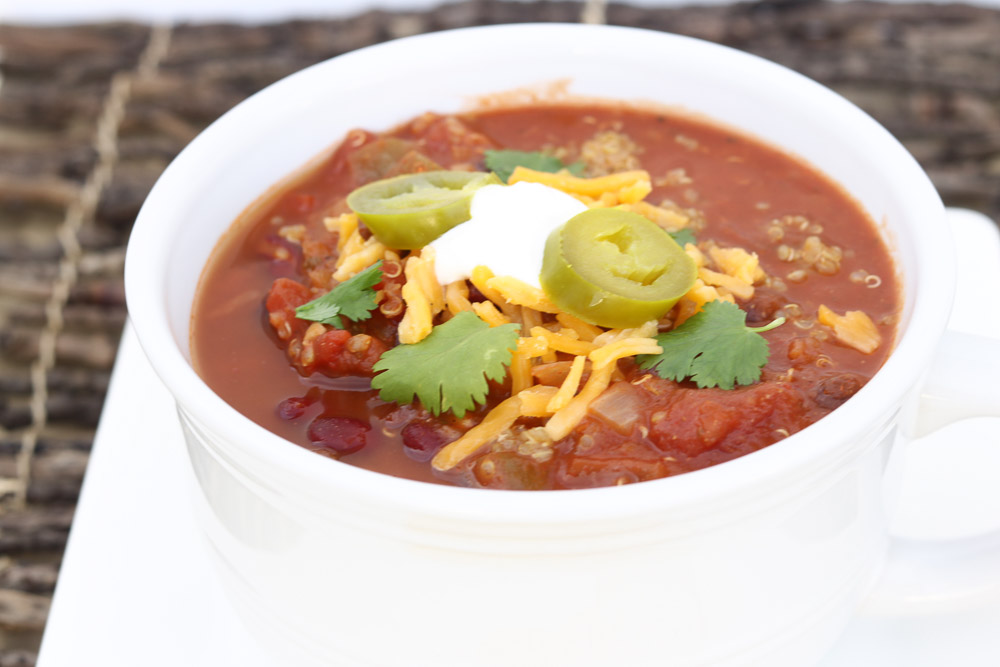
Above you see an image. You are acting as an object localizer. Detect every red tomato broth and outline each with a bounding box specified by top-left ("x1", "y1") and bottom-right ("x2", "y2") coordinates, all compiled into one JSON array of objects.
[{"x1": 190, "y1": 103, "x2": 900, "y2": 490}]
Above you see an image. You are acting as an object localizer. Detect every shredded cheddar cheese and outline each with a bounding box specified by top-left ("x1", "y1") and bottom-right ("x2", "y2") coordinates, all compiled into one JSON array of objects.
[
  {"x1": 674, "y1": 278, "x2": 735, "y2": 326},
  {"x1": 688, "y1": 244, "x2": 764, "y2": 301},
  {"x1": 333, "y1": 235, "x2": 387, "y2": 282},
  {"x1": 592, "y1": 320, "x2": 659, "y2": 346},
  {"x1": 486, "y1": 275, "x2": 561, "y2": 314},
  {"x1": 709, "y1": 246, "x2": 764, "y2": 285},
  {"x1": 555, "y1": 312, "x2": 603, "y2": 341},
  {"x1": 516, "y1": 336, "x2": 550, "y2": 358},
  {"x1": 508, "y1": 167, "x2": 652, "y2": 206},
  {"x1": 545, "y1": 355, "x2": 587, "y2": 413},
  {"x1": 335, "y1": 227, "x2": 364, "y2": 268},
  {"x1": 518, "y1": 385, "x2": 560, "y2": 417},
  {"x1": 469, "y1": 265, "x2": 504, "y2": 303},
  {"x1": 509, "y1": 346, "x2": 534, "y2": 394},
  {"x1": 468, "y1": 265, "x2": 520, "y2": 321},
  {"x1": 444, "y1": 280, "x2": 473, "y2": 315},
  {"x1": 397, "y1": 251, "x2": 444, "y2": 344},
  {"x1": 622, "y1": 201, "x2": 690, "y2": 232},
  {"x1": 413, "y1": 247, "x2": 445, "y2": 316},
  {"x1": 589, "y1": 337, "x2": 662, "y2": 370},
  {"x1": 432, "y1": 395, "x2": 524, "y2": 471},
  {"x1": 685, "y1": 243, "x2": 707, "y2": 268},
  {"x1": 818, "y1": 305, "x2": 882, "y2": 354},
  {"x1": 544, "y1": 362, "x2": 615, "y2": 441},
  {"x1": 326, "y1": 212, "x2": 359, "y2": 253},
  {"x1": 698, "y1": 267, "x2": 754, "y2": 300},
  {"x1": 471, "y1": 300, "x2": 511, "y2": 327},
  {"x1": 529, "y1": 326, "x2": 598, "y2": 356}
]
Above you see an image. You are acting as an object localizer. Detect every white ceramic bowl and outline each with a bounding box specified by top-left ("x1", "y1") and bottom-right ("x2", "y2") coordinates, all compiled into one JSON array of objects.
[{"x1": 125, "y1": 24, "x2": 992, "y2": 667}]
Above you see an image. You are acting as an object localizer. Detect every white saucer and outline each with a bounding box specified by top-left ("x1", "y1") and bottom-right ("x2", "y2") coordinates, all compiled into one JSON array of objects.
[{"x1": 37, "y1": 210, "x2": 1000, "y2": 666}]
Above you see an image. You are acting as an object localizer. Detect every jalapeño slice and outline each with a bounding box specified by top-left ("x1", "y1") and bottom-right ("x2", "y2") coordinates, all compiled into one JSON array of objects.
[
  {"x1": 540, "y1": 208, "x2": 697, "y2": 329},
  {"x1": 346, "y1": 170, "x2": 500, "y2": 249}
]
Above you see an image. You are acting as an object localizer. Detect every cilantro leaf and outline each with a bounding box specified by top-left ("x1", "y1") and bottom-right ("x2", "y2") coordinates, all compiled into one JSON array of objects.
[
  {"x1": 371, "y1": 311, "x2": 520, "y2": 417},
  {"x1": 484, "y1": 149, "x2": 585, "y2": 183},
  {"x1": 669, "y1": 228, "x2": 697, "y2": 247},
  {"x1": 295, "y1": 260, "x2": 382, "y2": 329},
  {"x1": 637, "y1": 300, "x2": 784, "y2": 390}
]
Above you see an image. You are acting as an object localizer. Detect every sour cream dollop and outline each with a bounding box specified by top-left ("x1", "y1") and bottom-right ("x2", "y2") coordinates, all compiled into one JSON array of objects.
[{"x1": 429, "y1": 181, "x2": 588, "y2": 289}]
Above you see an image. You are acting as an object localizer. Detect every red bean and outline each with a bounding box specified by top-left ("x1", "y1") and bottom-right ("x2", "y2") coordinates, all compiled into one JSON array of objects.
[
  {"x1": 307, "y1": 416, "x2": 370, "y2": 455},
  {"x1": 277, "y1": 388, "x2": 321, "y2": 421},
  {"x1": 258, "y1": 235, "x2": 302, "y2": 278},
  {"x1": 744, "y1": 291, "x2": 786, "y2": 326},
  {"x1": 401, "y1": 420, "x2": 454, "y2": 462},
  {"x1": 277, "y1": 397, "x2": 310, "y2": 420},
  {"x1": 815, "y1": 374, "x2": 864, "y2": 410}
]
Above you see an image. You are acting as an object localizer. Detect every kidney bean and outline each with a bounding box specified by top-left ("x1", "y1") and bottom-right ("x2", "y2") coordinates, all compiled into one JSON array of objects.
[
  {"x1": 258, "y1": 234, "x2": 302, "y2": 278},
  {"x1": 401, "y1": 420, "x2": 456, "y2": 462},
  {"x1": 307, "y1": 416, "x2": 371, "y2": 455},
  {"x1": 815, "y1": 374, "x2": 864, "y2": 410},
  {"x1": 278, "y1": 397, "x2": 310, "y2": 420},
  {"x1": 744, "y1": 291, "x2": 786, "y2": 326},
  {"x1": 277, "y1": 388, "x2": 321, "y2": 421}
]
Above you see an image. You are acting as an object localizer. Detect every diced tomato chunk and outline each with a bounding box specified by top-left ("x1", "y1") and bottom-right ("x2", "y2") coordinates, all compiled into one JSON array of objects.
[
  {"x1": 266, "y1": 278, "x2": 388, "y2": 378},
  {"x1": 313, "y1": 330, "x2": 387, "y2": 377},
  {"x1": 559, "y1": 438, "x2": 678, "y2": 488},
  {"x1": 648, "y1": 381, "x2": 806, "y2": 458},
  {"x1": 266, "y1": 278, "x2": 312, "y2": 342},
  {"x1": 414, "y1": 116, "x2": 495, "y2": 164}
]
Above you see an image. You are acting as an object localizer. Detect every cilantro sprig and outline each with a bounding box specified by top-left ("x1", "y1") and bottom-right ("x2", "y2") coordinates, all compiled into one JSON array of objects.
[
  {"x1": 371, "y1": 311, "x2": 520, "y2": 417},
  {"x1": 669, "y1": 228, "x2": 697, "y2": 247},
  {"x1": 484, "y1": 149, "x2": 585, "y2": 183},
  {"x1": 637, "y1": 300, "x2": 785, "y2": 390},
  {"x1": 295, "y1": 260, "x2": 382, "y2": 329}
]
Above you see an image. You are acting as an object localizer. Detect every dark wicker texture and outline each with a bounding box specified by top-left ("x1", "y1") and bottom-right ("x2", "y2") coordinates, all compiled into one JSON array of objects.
[{"x1": 1, "y1": 1, "x2": 998, "y2": 663}]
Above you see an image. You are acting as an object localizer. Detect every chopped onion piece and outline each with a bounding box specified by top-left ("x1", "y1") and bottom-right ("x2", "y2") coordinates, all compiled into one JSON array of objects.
[{"x1": 588, "y1": 381, "x2": 643, "y2": 434}]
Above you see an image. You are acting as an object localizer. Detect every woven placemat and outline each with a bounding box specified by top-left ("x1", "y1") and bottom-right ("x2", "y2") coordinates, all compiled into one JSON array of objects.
[{"x1": 1, "y1": 1, "x2": 998, "y2": 663}]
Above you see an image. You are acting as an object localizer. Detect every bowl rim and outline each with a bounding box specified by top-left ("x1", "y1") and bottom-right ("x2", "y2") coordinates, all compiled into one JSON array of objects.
[{"x1": 124, "y1": 22, "x2": 951, "y2": 524}]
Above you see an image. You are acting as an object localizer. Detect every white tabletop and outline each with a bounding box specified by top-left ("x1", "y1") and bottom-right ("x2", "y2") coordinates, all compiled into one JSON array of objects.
[{"x1": 37, "y1": 209, "x2": 1000, "y2": 666}]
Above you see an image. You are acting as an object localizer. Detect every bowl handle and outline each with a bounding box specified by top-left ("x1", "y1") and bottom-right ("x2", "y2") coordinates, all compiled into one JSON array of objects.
[
  {"x1": 863, "y1": 208, "x2": 1000, "y2": 616},
  {"x1": 904, "y1": 329, "x2": 1000, "y2": 439}
]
